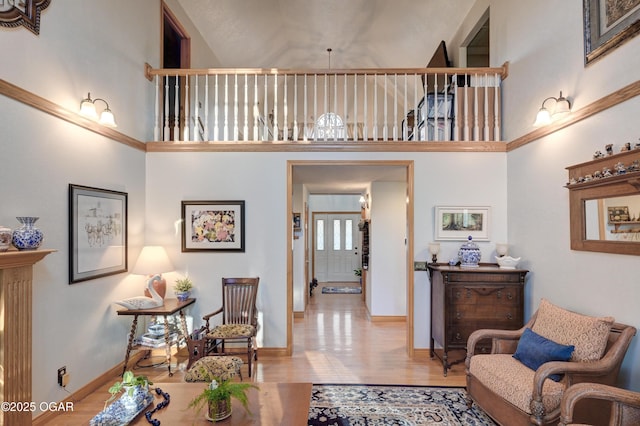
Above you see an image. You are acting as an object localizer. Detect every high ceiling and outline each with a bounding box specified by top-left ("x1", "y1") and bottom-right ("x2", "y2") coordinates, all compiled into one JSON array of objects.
[
  {"x1": 177, "y1": 0, "x2": 475, "y2": 193},
  {"x1": 177, "y1": 0, "x2": 474, "y2": 69}
]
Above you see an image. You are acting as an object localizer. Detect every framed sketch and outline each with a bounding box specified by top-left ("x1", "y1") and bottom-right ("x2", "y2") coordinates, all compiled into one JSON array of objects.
[
  {"x1": 182, "y1": 200, "x2": 245, "y2": 252},
  {"x1": 69, "y1": 184, "x2": 128, "y2": 283},
  {"x1": 435, "y1": 206, "x2": 490, "y2": 241},
  {"x1": 584, "y1": 0, "x2": 640, "y2": 64}
]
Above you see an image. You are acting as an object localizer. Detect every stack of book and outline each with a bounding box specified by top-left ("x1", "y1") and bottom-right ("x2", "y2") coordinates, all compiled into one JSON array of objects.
[{"x1": 135, "y1": 324, "x2": 178, "y2": 348}]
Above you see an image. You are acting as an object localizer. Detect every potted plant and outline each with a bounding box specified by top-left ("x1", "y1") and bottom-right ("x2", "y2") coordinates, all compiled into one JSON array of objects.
[
  {"x1": 174, "y1": 276, "x2": 193, "y2": 301},
  {"x1": 104, "y1": 370, "x2": 152, "y2": 410},
  {"x1": 188, "y1": 374, "x2": 258, "y2": 422},
  {"x1": 354, "y1": 268, "x2": 362, "y2": 285}
]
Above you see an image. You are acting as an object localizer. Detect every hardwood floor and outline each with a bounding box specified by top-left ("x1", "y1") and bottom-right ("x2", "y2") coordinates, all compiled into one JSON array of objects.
[{"x1": 42, "y1": 282, "x2": 465, "y2": 424}]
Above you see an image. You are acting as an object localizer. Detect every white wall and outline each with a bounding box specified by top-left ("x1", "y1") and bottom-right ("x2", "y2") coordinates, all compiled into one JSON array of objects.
[
  {"x1": 0, "y1": 0, "x2": 218, "y2": 414},
  {"x1": 369, "y1": 181, "x2": 407, "y2": 316},
  {"x1": 145, "y1": 151, "x2": 508, "y2": 351},
  {"x1": 459, "y1": 1, "x2": 640, "y2": 389}
]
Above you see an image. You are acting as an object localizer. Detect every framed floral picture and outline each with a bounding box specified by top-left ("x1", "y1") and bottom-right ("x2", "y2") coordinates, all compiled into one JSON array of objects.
[
  {"x1": 181, "y1": 200, "x2": 245, "y2": 252},
  {"x1": 435, "y1": 206, "x2": 490, "y2": 241}
]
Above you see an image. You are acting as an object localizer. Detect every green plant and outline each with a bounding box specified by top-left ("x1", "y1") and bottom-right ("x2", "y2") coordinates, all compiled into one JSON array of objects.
[
  {"x1": 188, "y1": 371, "x2": 258, "y2": 418},
  {"x1": 105, "y1": 370, "x2": 152, "y2": 408},
  {"x1": 354, "y1": 268, "x2": 362, "y2": 277},
  {"x1": 174, "y1": 276, "x2": 193, "y2": 292}
]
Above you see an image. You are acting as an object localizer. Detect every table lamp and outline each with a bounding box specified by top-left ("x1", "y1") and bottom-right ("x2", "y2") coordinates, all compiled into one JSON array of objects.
[
  {"x1": 428, "y1": 242, "x2": 440, "y2": 264},
  {"x1": 133, "y1": 245, "x2": 174, "y2": 301}
]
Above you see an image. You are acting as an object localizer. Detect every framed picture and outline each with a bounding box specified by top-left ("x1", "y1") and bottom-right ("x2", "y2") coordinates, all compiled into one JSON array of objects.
[
  {"x1": 69, "y1": 184, "x2": 128, "y2": 283},
  {"x1": 584, "y1": 0, "x2": 640, "y2": 64},
  {"x1": 608, "y1": 206, "x2": 630, "y2": 222},
  {"x1": 435, "y1": 206, "x2": 490, "y2": 241},
  {"x1": 293, "y1": 212, "x2": 301, "y2": 231},
  {"x1": 182, "y1": 200, "x2": 245, "y2": 252}
]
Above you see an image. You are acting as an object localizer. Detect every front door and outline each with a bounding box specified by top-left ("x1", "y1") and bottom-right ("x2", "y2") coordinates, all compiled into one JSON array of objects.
[{"x1": 314, "y1": 212, "x2": 361, "y2": 282}]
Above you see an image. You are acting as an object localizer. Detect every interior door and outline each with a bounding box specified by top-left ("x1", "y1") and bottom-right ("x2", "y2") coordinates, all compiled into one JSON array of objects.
[{"x1": 314, "y1": 213, "x2": 361, "y2": 282}]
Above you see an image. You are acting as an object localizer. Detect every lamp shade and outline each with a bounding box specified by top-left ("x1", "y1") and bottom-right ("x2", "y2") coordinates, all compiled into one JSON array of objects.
[
  {"x1": 99, "y1": 109, "x2": 117, "y2": 127},
  {"x1": 428, "y1": 242, "x2": 440, "y2": 255},
  {"x1": 533, "y1": 107, "x2": 552, "y2": 127},
  {"x1": 80, "y1": 98, "x2": 97, "y2": 118},
  {"x1": 552, "y1": 94, "x2": 571, "y2": 117},
  {"x1": 133, "y1": 246, "x2": 174, "y2": 275}
]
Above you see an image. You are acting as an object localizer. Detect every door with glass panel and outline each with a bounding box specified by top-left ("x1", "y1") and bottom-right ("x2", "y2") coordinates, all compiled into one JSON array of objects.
[{"x1": 314, "y1": 213, "x2": 361, "y2": 282}]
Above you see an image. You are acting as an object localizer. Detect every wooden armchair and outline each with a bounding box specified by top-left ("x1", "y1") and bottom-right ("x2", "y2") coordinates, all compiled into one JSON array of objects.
[
  {"x1": 202, "y1": 277, "x2": 260, "y2": 377},
  {"x1": 465, "y1": 299, "x2": 636, "y2": 426},
  {"x1": 559, "y1": 382, "x2": 640, "y2": 426}
]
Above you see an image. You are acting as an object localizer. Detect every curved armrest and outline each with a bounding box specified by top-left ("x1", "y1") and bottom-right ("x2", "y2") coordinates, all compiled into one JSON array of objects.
[
  {"x1": 202, "y1": 307, "x2": 223, "y2": 329},
  {"x1": 532, "y1": 324, "x2": 637, "y2": 406},
  {"x1": 465, "y1": 326, "x2": 527, "y2": 368},
  {"x1": 559, "y1": 383, "x2": 640, "y2": 425}
]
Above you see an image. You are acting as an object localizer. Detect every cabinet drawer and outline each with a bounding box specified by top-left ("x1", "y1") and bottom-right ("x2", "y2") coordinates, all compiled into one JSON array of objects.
[
  {"x1": 450, "y1": 305, "x2": 519, "y2": 322},
  {"x1": 445, "y1": 272, "x2": 524, "y2": 284},
  {"x1": 449, "y1": 285, "x2": 521, "y2": 306}
]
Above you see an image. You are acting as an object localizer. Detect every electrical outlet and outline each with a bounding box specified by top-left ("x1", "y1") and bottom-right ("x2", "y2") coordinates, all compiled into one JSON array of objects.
[{"x1": 57, "y1": 366, "x2": 66, "y2": 387}]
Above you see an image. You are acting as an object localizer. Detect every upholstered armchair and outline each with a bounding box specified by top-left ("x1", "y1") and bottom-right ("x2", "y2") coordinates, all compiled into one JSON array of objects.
[
  {"x1": 465, "y1": 299, "x2": 636, "y2": 426},
  {"x1": 559, "y1": 382, "x2": 640, "y2": 426}
]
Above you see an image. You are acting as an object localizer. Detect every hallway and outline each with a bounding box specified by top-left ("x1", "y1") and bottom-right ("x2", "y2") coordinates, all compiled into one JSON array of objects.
[{"x1": 254, "y1": 282, "x2": 466, "y2": 386}]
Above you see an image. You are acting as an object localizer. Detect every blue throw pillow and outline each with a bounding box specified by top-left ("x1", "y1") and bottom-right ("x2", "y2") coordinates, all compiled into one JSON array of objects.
[{"x1": 513, "y1": 328, "x2": 575, "y2": 382}]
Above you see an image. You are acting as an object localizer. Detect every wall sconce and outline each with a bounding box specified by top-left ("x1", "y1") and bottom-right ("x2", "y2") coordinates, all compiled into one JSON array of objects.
[
  {"x1": 359, "y1": 193, "x2": 369, "y2": 209},
  {"x1": 79, "y1": 92, "x2": 117, "y2": 127},
  {"x1": 533, "y1": 91, "x2": 571, "y2": 126},
  {"x1": 428, "y1": 242, "x2": 440, "y2": 264}
]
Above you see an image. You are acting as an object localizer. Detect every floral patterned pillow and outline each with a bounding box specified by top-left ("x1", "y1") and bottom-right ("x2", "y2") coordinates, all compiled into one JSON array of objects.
[{"x1": 531, "y1": 298, "x2": 614, "y2": 362}]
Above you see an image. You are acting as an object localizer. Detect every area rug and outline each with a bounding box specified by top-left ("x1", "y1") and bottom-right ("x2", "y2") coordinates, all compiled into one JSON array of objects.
[
  {"x1": 322, "y1": 286, "x2": 362, "y2": 294},
  {"x1": 308, "y1": 384, "x2": 497, "y2": 425}
]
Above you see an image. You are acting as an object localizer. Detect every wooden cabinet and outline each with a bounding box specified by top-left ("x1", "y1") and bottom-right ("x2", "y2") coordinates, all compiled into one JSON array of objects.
[{"x1": 427, "y1": 264, "x2": 527, "y2": 375}]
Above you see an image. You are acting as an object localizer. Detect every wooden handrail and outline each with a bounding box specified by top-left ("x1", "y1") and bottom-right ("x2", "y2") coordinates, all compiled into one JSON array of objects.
[{"x1": 144, "y1": 62, "x2": 510, "y2": 80}]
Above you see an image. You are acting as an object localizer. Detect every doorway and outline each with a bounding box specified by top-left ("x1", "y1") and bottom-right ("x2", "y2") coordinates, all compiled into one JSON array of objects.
[
  {"x1": 463, "y1": 8, "x2": 489, "y2": 67},
  {"x1": 162, "y1": 2, "x2": 191, "y2": 140},
  {"x1": 287, "y1": 160, "x2": 415, "y2": 357},
  {"x1": 312, "y1": 212, "x2": 361, "y2": 282}
]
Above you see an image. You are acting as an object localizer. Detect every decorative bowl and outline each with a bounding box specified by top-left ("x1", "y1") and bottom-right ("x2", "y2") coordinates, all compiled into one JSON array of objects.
[{"x1": 495, "y1": 255, "x2": 521, "y2": 269}]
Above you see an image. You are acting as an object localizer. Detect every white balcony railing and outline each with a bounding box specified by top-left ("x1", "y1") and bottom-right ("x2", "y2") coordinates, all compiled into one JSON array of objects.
[{"x1": 144, "y1": 63, "x2": 508, "y2": 143}]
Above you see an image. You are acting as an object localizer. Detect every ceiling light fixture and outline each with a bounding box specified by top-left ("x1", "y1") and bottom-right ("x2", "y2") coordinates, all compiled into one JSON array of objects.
[
  {"x1": 80, "y1": 92, "x2": 117, "y2": 127},
  {"x1": 533, "y1": 91, "x2": 571, "y2": 127}
]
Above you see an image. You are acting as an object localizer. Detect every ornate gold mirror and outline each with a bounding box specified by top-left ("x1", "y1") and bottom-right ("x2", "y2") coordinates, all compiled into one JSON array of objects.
[
  {"x1": 566, "y1": 149, "x2": 640, "y2": 255},
  {"x1": 0, "y1": 0, "x2": 50, "y2": 35}
]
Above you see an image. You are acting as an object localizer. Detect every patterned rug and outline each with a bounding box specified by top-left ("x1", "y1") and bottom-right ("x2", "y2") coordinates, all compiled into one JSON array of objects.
[
  {"x1": 322, "y1": 286, "x2": 362, "y2": 294},
  {"x1": 307, "y1": 384, "x2": 497, "y2": 425}
]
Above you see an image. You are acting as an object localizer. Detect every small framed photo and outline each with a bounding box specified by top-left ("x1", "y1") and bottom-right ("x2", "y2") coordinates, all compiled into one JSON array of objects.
[
  {"x1": 608, "y1": 206, "x2": 630, "y2": 223},
  {"x1": 69, "y1": 184, "x2": 128, "y2": 283},
  {"x1": 293, "y1": 212, "x2": 301, "y2": 231},
  {"x1": 435, "y1": 206, "x2": 490, "y2": 241},
  {"x1": 182, "y1": 200, "x2": 245, "y2": 252}
]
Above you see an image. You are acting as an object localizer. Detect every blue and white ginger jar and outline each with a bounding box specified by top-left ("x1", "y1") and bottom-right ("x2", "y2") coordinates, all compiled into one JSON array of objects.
[
  {"x1": 12, "y1": 217, "x2": 43, "y2": 250},
  {"x1": 458, "y1": 235, "x2": 481, "y2": 267}
]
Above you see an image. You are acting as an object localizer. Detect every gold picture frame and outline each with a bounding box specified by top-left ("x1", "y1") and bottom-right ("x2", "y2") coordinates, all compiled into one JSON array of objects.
[{"x1": 584, "y1": 0, "x2": 640, "y2": 64}]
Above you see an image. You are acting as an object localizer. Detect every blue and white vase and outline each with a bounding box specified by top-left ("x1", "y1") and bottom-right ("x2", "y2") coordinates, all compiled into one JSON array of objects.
[
  {"x1": 12, "y1": 217, "x2": 43, "y2": 250},
  {"x1": 458, "y1": 235, "x2": 481, "y2": 267}
]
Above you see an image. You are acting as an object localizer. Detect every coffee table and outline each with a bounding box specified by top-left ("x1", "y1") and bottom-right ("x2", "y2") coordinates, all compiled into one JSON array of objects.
[{"x1": 131, "y1": 382, "x2": 312, "y2": 425}]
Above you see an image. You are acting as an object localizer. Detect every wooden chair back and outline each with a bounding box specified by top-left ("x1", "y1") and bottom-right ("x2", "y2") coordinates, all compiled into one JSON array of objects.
[{"x1": 221, "y1": 277, "x2": 259, "y2": 327}]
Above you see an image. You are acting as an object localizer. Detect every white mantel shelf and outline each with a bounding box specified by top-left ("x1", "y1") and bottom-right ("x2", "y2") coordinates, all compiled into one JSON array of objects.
[{"x1": 0, "y1": 248, "x2": 55, "y2": 425}]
